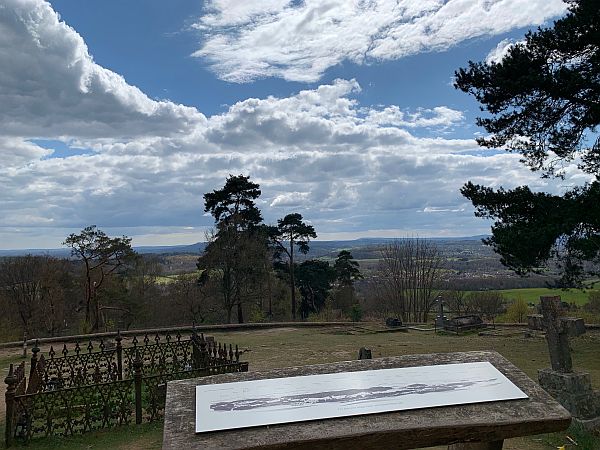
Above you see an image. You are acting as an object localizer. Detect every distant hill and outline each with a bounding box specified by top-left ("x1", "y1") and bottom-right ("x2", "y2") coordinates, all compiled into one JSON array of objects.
[{"x1": 0, "y1": 236, "x2": 486, "y2": 258}]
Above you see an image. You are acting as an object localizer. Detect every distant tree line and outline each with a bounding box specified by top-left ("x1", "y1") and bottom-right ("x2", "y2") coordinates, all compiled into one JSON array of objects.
[{"x1": 3, "y1": 171, "x2": 598, "y2": 339}]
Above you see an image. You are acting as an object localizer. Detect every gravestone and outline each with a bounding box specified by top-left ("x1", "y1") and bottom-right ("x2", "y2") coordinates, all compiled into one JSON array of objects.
[
  {"x1": 358, "y1": 347, "x2": 372, "y2": 360},
  {"x1": 528, "y1": 296, "x2": 600, "y2": 429},
  {"x1": 385, "y1": 318, "x2": 403, "y2": 328},
  {"x1": 444, "y1": 315, "x2": 485, "y2": 334}
]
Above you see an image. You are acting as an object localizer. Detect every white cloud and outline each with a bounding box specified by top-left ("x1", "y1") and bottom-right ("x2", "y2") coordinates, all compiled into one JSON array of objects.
[
  {"x1": 485, "y1": 38, "x2": 523, "y2": 64},
  {"x1": 1, "y1": 76, "x2": 579, "y2": 247},
  {"x1": 0, "y1": 137, "x2": 52, "y2": 167},
  {"x1": 0, "y1": 0, "x2": 586, "y2": 248},
  {"x1": 366, "y1": 106, "x2": 464, "y2": 129},
  {"x1": 193, "y1": 0, "x2": 567, "y2": 82},
  {"x1": 0, "y1": 0, "x2": 205, "y2": 140}
]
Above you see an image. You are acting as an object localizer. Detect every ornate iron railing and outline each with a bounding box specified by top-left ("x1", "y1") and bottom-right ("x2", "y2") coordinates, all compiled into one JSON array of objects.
[{"x1": 4, "y1": 331, "x2": 248, "y2": 446}]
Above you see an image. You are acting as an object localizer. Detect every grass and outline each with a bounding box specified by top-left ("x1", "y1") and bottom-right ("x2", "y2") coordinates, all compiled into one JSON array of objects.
[
  {"x1": 0, "y1": 422, "x2": 163, "y2": 450},
  {"x1": 3, "y1": 325, "x2": 600, "y2": 449},
  {"x1": 488, "y1": 287, "x2": 597, "y2": 306}
]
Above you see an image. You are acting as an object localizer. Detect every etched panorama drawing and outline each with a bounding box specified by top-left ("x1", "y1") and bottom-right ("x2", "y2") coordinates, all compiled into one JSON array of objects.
[{"x1": 195, "y1": 361, "x2": 528, "y2": 433}]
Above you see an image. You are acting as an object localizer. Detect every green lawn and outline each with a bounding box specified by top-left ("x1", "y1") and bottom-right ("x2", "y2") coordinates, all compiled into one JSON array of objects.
[
  {"x1": 494, "y1": 287, "x2": 597, "y2": 306},
  {"x1": 0, "y1": 422, "x2": 163, "y2": 450}
]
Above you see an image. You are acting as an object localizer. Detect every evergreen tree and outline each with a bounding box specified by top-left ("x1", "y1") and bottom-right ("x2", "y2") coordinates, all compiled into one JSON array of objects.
[
  {"x1": 198, "y1": 175, "x2": 268, "y2": 323},
  {"x1": 333, "y1": 250, "x2": 363, "y2": 287},
  {"x1": 455, "y1": 0, "x2": 600, "y2": 286},
  {"x1": 268, "y1": 213, "x2": 317, "y2": 319},
  {"x1": 295, "y1": 260, "x2": 335, "y2": 319}
]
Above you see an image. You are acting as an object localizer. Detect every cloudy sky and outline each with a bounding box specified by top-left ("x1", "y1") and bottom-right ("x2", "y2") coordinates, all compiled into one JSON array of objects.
[{"x1": 0, "y1": 0, "x2": 580, "y2": 249}]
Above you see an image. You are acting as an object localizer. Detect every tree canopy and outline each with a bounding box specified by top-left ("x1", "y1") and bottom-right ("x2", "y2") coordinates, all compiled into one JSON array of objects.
[
  {"x1": 63, "y1": 225, "x2": 135, "y2": 331},
  {"x1": 269, "y1": 213, "x2": 317, "y2": 319},
  {"x1": 295, "y1": 259, "x2": 335, "y2": 319},
  {"x1": 204, "y1": 174, "x2": 262, "y2": 231},
  {"x1": 198, "y1": 175, "x2": 269, "y2": 323},
  {"x1": 455, "y1": 0, "x2": 600, "y2": 285},
  {"x1": 333, "y1": 250, "x2": 362, "y2": 287}
]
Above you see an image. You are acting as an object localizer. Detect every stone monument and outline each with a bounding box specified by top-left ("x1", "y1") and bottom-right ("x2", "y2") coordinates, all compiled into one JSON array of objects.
[{"x1": 528, "y1": 296, "x2": 600, "y2": 429}]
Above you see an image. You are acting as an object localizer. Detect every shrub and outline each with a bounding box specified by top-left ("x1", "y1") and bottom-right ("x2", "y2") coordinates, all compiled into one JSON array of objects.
[
  {"x1": 506, "y1": 297, "x2": 529, "y2": 323},
  {"x1": 350, "y1": 304, "x2": 363, "y2": 322}
]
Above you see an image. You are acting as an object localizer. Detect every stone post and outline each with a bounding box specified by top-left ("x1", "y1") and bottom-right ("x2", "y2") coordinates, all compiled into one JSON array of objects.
[
  {"x1": 134, "y1": 352, "x2": 143, "y2": 424},
  {"x1": 5, "y1": 364, "x2": 17, "y2": 448},
  {"x1": 358, "y1": 347, "x2": 372, "y2": 360}
]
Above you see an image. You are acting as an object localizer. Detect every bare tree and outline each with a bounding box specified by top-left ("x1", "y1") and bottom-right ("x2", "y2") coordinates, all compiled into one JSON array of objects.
[
  {"x1": 0, "y1": 255, "x2": 69, "y2": 336},
  {"x1": 376, "y1": 238, "x2": 443, "y2": 322},
  {"x1": 444, "y1": 287, "x2": 467, "y2": 315},
  {"x1": 465, "y1": 291, "x2": 506, "y2": 321}
]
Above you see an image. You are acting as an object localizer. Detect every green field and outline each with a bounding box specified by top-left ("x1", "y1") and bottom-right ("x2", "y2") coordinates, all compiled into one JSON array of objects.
[{"x1": 493, "y1": 287, "x2": 597, "y2": 306}]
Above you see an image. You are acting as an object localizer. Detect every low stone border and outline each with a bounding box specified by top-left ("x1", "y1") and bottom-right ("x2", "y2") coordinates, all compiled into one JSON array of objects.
[
  {"x1": 2, "y1": 321, "x2": 597, "y2": 350},
  {"x1": 0, "y1": 322, "x2": 355, "y2": 349}
]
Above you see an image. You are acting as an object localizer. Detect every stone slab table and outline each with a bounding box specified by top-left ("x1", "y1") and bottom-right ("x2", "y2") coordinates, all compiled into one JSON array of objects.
[{"x1": 163, "y1": 351, "x2": 571, "y2": 450}]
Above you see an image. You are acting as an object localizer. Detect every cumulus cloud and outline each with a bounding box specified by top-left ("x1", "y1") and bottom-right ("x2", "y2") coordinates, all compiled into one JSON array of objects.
[
  {"x1": 0, "y1": 137, "x2": 52, "y2": 167},
  {"x1": 0, "y1": 0, "x2": 205, "y2": 140},
  {"x1": 485, "y1": 38, "x2": 523, "y2": 64},
  {"x1": 0, "y1": 0, "x2": 583, "y2": 248},
  {"x1": 193, "y1": 0, "x2": 567, "y2": 82},
  {"x1": 1, "y1": 75, "x2": 576, "y2": 246},
  {"x1": 204, "y1": 79, "x2": 466, "y2": 152}
]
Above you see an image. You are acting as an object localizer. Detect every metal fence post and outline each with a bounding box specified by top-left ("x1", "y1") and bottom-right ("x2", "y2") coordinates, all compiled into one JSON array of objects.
[
  {"x1": 116, "y1": 330, "x2": 123, "y2": 380},
  {"x1": 29, "y1": 340, "x2": 39, "y2": 381},
  {"x1": 22, "y1": 332, "x2": 27, "y2": 359},
  {"x1": 134, "y1": 352, "x2": 143, "y2": 424},
  {"x1": 5, "y1": 364, "x2": 17, "y2": 448}
]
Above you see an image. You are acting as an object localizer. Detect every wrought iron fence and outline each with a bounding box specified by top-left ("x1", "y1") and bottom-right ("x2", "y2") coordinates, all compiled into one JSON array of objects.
[{"x1": 4, "y1": 330, "x2": 248, "y2": 446}]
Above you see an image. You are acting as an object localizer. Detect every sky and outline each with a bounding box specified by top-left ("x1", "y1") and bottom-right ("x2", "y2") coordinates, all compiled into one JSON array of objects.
[{"x1": 0, "y1": 0, "x2": 582, "y2": 249}]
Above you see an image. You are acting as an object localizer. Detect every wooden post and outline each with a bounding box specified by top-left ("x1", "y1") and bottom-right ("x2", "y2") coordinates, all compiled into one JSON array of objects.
[
  {"x1": 134, "y1": 352, "x2": 143, "y2": 424},
  {"x1": 116, "y1": 330, "x2": 123, "y2": 380},
  {"x1": 5, "y1": 364, "x2": 17, "y2": 448}
]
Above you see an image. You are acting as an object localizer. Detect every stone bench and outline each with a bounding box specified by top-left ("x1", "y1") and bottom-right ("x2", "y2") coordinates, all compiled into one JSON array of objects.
[{"x1": 163, "y1": 350, "x2": 571, "y2": 449}]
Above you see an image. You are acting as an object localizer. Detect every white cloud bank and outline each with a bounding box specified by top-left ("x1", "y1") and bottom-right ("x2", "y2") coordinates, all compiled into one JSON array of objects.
[
  {"x1": 193, "y1": 0, "x2": 567, "y2": 82},
  {"x1": 0, "y1": 0, "x2": 205, "y2": 139},
  {"x1": 0, "y1": 0, "x2": 580, "y2": 248}
]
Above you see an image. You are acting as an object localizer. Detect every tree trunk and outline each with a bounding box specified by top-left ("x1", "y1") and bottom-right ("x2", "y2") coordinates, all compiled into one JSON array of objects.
[
  {"x1": 237, "y1": 302, "x2": 244, "y2": 324},
  {"x1": 289, "y1": 237, "x2": 296, "y2": 320}
]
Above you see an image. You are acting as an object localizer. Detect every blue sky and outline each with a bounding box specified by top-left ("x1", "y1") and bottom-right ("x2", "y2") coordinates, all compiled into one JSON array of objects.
[{"x1": 0, "y1": 0, "x2": 575, "y2": 249}]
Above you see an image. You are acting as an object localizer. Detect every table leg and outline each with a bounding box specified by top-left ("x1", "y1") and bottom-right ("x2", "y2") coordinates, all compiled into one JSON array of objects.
[{"x1": 448, "y1": 440, "x2": 503, "y2": 450}]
